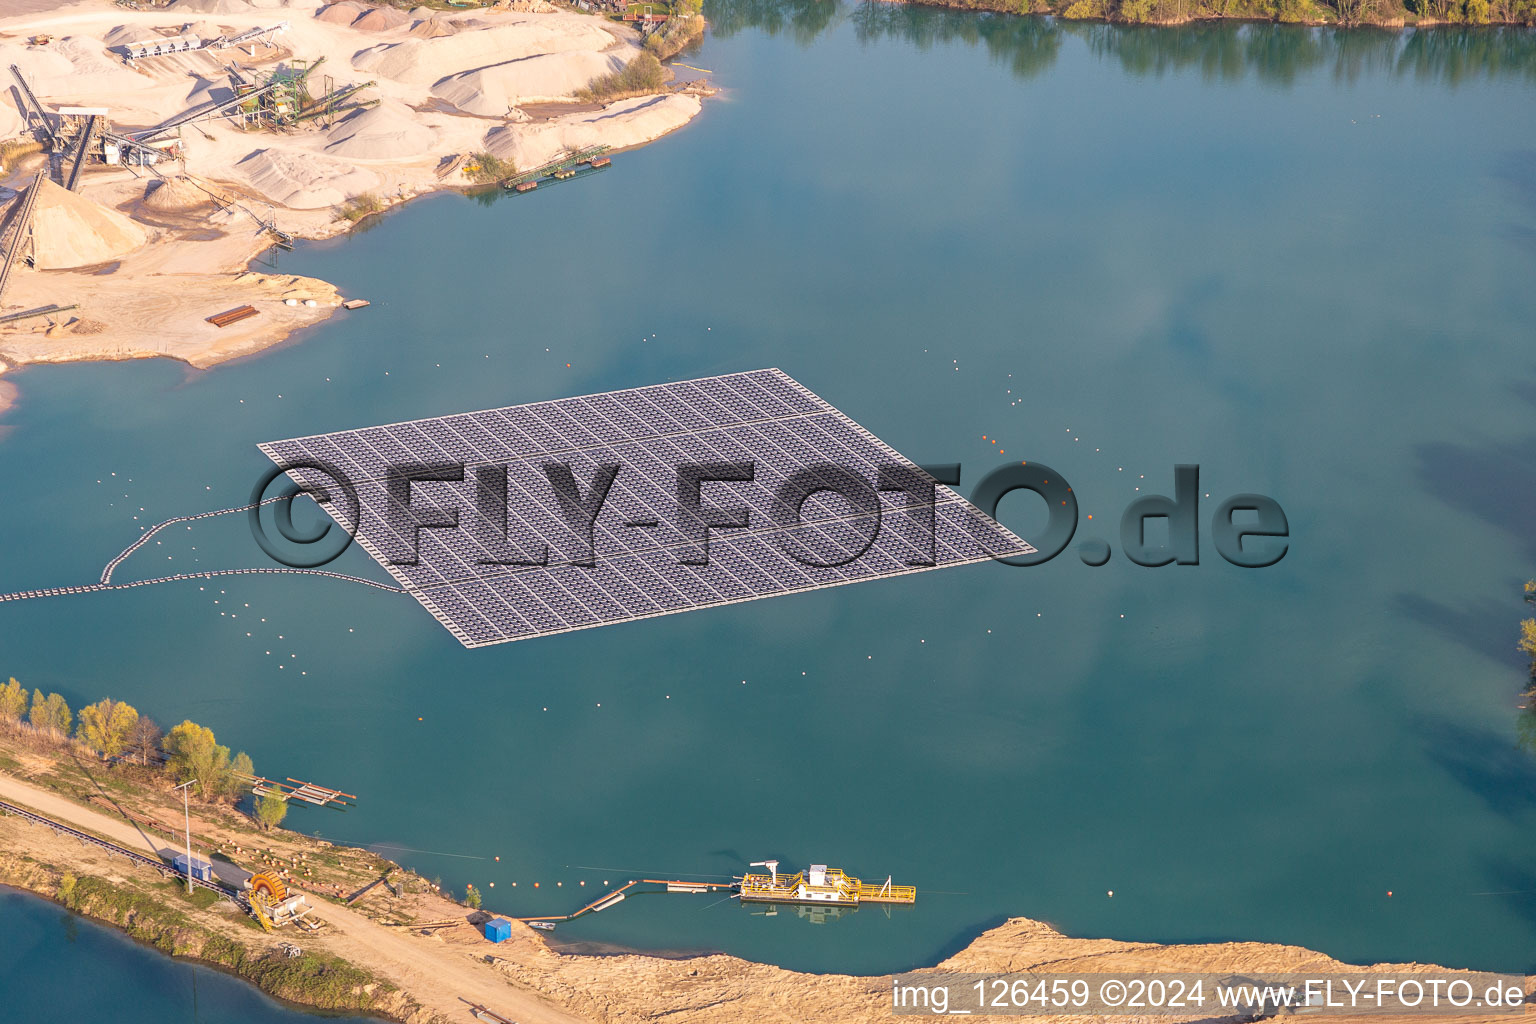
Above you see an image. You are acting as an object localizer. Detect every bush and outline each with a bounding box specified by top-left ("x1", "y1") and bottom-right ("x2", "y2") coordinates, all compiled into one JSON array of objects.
[
  {"x1": 644, "y1": 14, "x2": 706, "y2": 60},
  {"x1": 464, "y1": 151, "x2": 515, "y2": 184},
  {"x1": 576, "y1": 52, "x2": 667, "y2": 103},
  {"x1": 255, "y1": 789, "x2": 288, "y2": 831},
  {"x1": 338, "y1": 192, "x2": 385, "y2": 223}
]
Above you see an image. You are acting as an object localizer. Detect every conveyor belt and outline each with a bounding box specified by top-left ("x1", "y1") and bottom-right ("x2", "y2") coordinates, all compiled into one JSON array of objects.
[{"x1": 0, "y1": 797, "x2": 235, "y2": 900}]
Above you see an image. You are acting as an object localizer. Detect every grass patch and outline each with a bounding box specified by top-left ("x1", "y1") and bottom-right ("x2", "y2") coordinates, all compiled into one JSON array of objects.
[
  {"x1": 575, "y1": 52, "x2": 667, "y2": 103},
  {"x1": 0, "y1": 139, "x2": 43, "y2": 173},
  {"x1": 245, "y1": 950, "x2": 393, "y2": 1010}
]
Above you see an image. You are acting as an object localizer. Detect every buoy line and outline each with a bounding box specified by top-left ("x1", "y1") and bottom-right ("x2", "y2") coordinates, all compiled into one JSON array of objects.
[{"x1": 0, "y1": 496, "x2": 405, "y2": 604}]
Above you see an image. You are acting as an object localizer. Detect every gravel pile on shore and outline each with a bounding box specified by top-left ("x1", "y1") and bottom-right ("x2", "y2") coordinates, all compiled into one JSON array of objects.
[
  {"x1": 315, "y1": 1, "x2": 368, "y2": 24},
  {"x1": 21, "y1": 178, "x2": 149, "y2": 269},
  {"x1": 323, "y1": 100, "x2": 436, "y2": 159},
  {"x1": 231, "y1": 148, "x2": 382, "y2": 208},
  {"x1": 352, "y1": 5, "x2": 412, "y2": 31},
  {"x1": 433, "y1": 50, "x2": 626, "y2": 116},
  {"x1": 409, "y1": 15, "x2": 457, "y2": 38},
  {"x1": 353, "y1": 18, "x2": 615, "y2": 85},
  {"x1": 483, "y1": 93, "x2": 700, "y2": 169},
  {"x1": 143, "y1": 176, "x2": 215, "y2": 212}
]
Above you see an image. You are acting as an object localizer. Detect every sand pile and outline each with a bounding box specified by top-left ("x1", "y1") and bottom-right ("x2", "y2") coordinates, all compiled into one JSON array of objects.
[
  {"x1": 433, "y1": 50, "x2": 624, "y2": 116},
  {"x1": 353, "y1": 19, "x2": 616, "y2": 85},
  {"x1": 316, "y1": 1, "x2": 367, "y2": 24},
  {"x1": 169, "y1": 0, "x2": 254, "y2": 13},
  {"x1": 352, "y1": 5, "x2": 411, "y2": 31},
  {"x1": 230, "y1": 147, "x2": 382, "y2": 208},
  {"x1": 20, "y1": 178, "x2": 149, "y2": 270},
  {"x1": 409, "y1": 16, "x2": 456, "y2": 38},
  {"x1": 484, "y1": 93, "x2": 700, "y2": 169},
  {"x1": 0, "y1": 44, "x2": 76, "y2": 91},
  {"x1": 102, "y1": 24, "x2": 143, "y2": 47},
  {"x1": 54, "y1": 37, "x2": 148, "y2": 94},
  {"x1": 6, "y1": 37, "x2": 153, "y2": 97},
  {"x1": 184, "y1": 75, "x2": 235, "y2": 107},
  {"x1": 143, "y1": 176, "x2": 215, "y2": 212},
  {"x1": 323, "y1": 99, "x2": 435, "y2": 159}
]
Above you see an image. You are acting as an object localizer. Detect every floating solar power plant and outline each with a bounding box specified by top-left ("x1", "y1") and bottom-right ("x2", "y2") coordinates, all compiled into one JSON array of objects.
[{"x1": 259, "y1": 369, "x2": 1034, "y2": 647}]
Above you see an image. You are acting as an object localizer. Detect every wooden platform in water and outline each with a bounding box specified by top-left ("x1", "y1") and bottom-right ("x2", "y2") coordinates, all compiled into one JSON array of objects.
[{"x1": 246, "y1": 775, "x2": 357, "y2": 808}]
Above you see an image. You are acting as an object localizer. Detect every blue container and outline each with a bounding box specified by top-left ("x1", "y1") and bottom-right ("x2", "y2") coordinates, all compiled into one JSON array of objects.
[
  {"x1": 483, "y1": 917, "x2": 512, "y2": 943},
  {"x1": 172, "y1": 853, "x2": 212, "y2": 882}
]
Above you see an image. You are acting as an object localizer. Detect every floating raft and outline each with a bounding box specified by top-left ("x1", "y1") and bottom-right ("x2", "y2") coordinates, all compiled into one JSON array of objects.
[
  {"x1": 246, "y1": 775, "x2": 356, "y2": 808},
  {"x1": 206, "y1": 304, "x2": 258, "y2": 328},
  {"x1": 285, "y1": 778, "x2": 357, "y2": 806},
  {"x1": 342, "y1": 298, "x2": 370, "y2": 310}
]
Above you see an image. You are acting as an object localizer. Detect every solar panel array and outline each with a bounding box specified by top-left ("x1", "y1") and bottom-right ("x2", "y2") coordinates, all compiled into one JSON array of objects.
[{"x1": 259, "y1": 369, "x2": 1034, "y2": 647}]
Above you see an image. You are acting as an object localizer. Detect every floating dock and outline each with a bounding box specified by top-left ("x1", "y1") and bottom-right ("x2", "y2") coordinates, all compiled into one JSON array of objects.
[
  {"x1": 500, "y1": 146, "x2": 611, "y2": 195},
  {"x1": 245, "y1": 775, "x2": 356, "y2": 808}
]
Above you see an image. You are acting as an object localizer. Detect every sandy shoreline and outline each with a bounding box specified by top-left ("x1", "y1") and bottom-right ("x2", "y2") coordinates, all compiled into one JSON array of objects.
[
  {"x1": 0, "y1": 761, "x2": 1526, "y2": 1024},
  {"x1": 0, "y1": 0, "x2": 710, "y2": 418}
]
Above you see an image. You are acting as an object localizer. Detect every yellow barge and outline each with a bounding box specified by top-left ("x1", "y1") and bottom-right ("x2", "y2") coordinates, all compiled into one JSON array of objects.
[{"x1": 737, "y1": 861, "x2": 916, "y2": 907}]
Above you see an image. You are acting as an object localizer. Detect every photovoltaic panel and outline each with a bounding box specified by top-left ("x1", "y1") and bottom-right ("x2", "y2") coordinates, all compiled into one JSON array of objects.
[{"x1": 259, "y1": 369, "x2": 1034, "y2": 647}]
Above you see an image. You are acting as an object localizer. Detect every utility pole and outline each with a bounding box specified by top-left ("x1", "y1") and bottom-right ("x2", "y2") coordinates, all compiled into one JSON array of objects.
[{"x1": 173, "y1": 779, "x2": 198, "y2": 895}]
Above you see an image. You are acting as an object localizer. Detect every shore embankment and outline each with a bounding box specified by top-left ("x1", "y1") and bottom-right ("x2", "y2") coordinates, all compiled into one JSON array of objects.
[
  {"x1": 0, "y1": 732, "x2": 1528, "y2": 1024},
  {"x1": 888, "y1": 0, "x2": 1532, "y2": 30}
]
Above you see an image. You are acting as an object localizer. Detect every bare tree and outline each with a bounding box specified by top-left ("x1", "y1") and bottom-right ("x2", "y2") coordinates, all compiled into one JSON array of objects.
[{"x1": 129, "y1": 715, "x2": 163, "y2": 767}]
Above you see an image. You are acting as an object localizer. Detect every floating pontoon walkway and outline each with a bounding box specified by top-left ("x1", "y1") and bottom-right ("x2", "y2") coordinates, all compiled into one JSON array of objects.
[
  {"x1": 500, "y1": 145, "x2": 609, "y2": 188},
  {"x1": 504, "y1": 160, "x2": 610, "y2": 197},
  {"x1": 512, "y1": 877, "x2": 734, "y2": 923}
]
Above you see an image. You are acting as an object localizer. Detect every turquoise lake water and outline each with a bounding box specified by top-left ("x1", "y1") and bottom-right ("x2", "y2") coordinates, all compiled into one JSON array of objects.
[
  {"x1": 2, "y1": 7, "x2": 1536, "y2": 986},
  {"x1": 0, "y1": 888, "x2": 373, "y2": 1023}
]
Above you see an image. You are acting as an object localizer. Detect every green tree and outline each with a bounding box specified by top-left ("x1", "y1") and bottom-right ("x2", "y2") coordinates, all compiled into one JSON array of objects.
[
  {"x1": 1522, "y1": 581, "x2": 1536, "y2": 682},
  {"x1": 0, "y1": 678, "x2": 26, "y2": 725},
  {"x1": 162, "y1": 720, "x2": 234, "y2": 800},
  {"x1": 254, "y1": 789, "x2": 288, "y2": 831},
  {"x1": 27, "y1": 690, "x2": 71, "y2": 736},
  {"x1": 76, "y1": 698, "x2": 140, "y2": 759},
  {"x1": 464, "y1": 883, "x2": 482, "y2": 909},
  {"x1": 228, "y1": 751, "x2": 254, "y2": 798}
]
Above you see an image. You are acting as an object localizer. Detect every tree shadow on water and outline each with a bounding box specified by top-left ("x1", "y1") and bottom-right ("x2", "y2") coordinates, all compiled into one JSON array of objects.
[
  {"x1": 1411, "y1": 716, "x2": 1536, "y2": 819},
  {"x1": 1394, "y1": 593, "x2": 1528, "y2": 668},
  {"x1": 1413, "y1": 433, "x2": 1536, "y2": 565}
]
